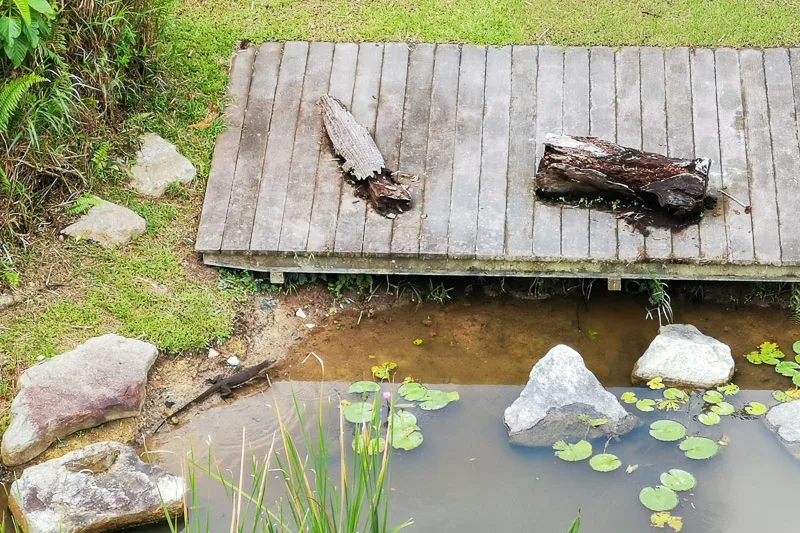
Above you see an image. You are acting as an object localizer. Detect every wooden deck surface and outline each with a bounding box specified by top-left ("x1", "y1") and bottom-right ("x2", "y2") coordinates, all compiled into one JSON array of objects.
[{"x1": 196, "y1": 42, "x2": 800, "y2": 281}]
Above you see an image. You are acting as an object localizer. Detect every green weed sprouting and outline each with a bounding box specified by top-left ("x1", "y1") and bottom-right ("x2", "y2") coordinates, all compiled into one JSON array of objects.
[
  {"x1": 168, "y1": 386, "x2": 411, "y2": 533},
  {"x1": 645, "y1": 275, "x2": 673, "y2": 327}
]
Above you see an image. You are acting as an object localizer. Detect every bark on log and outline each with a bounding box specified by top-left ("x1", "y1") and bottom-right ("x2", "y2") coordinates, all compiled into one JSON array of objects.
[
  {"x1": 535, "y1": 135, "x2": 711, "y2": 220},
  {"x1": 319, "y1": 95, "x2": 412, "y2": 215}
]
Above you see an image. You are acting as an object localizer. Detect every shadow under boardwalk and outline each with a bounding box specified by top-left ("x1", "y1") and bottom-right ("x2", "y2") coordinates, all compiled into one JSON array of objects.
[{"x1": 195, "y1": 42, "x2": 800, "y2": 281}]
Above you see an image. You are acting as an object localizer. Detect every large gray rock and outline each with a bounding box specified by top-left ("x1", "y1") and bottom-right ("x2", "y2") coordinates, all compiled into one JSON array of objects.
[
  {"x1": 129, "y1": 133, "x2": 196, "y2": 196},
  {"x1": 765, "y1": 400, "x2": 800, "y2": 460},
  {"x1": 632, "y1": 324, "x2": 734, "y2": 389},
  {"x1": 1, "y1": 335, "x2": 158, "y2": 466},
  {"x1": 9, "y1": 441, "x2": 185, "y2": 533},
  {"x1": 504, "y1": 345, "x2": 638, "y2": 446},
  {"x1": 61, "y1": 198, "x2": 146, "y2": 247}
]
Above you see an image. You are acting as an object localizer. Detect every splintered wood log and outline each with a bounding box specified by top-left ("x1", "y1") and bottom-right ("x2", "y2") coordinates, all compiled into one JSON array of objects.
[
  {"x1": 319, "y1": 95, "x2": 412, "y2": 215},
  {"x1": 535, "y1": 135, "x2": 712, "y2": 220}
]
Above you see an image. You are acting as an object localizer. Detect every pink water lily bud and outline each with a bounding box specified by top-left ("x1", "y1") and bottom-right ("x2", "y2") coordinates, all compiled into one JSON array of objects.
[{"x1": 383, "y1": 391, "x2": 392, "y2": 400}]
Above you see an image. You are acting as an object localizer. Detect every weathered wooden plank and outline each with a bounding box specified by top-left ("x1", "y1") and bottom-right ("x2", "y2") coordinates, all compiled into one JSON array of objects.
[
  {"x1": 505, "y1": 45, "x2": 538, "y2": 259},
  {"x1": 195, "y1": 47, "x2": 256, "y2": 252},
  {"x1": 791, "y1": 49, "x2": 800, "y2": 145},
  {"x1": 691, "y1": 49, "x2": 728, "y2": 262},
  {"x1": 715, "y1": 48, "x2": 754, "y2": 264},
  {"x1": 250, "y1": 41, "x2": 309, "y2": 251},
  {"x1": 333, "y1": 43, "x2": 384, "y2": 256},
  {"x1": 306, "y1": 43, "x2": 359, "y2": 254},
  {"x1": 739, "y1": 49, "x2": 782, "y2": 265},
  {"x1": 420, "y1": 44, "x2": 461, "y2": 257},
  {"x1": 448, "y1": 45, "x2": 486, "y2": 259},
  {"x1": 391, "y1": 44, "x2": 435, "y2": 256},
  {"x1": 476, "y1": 46, "x2": 512, "y2": 259},
  {"x1": 665, "y1": 48, "x2": 700, "y2": 259},
  {"x1": 221, "y1": 44, "x2": 282, "y2": 252},
  {"x1": 560, "y1": 47, "x2": 590, "y2": 259},
  {"x1": 588, "y1": 47, "x2": 617, "y2": 260},
  {"x1": 278, "y1": 42, "x2": 334, "y2": 253},
  {"x1": 363, "y1": 43, "x2": 409, "y2": 256},
  {"x1": 532, "y1": 45, "x2": 563, "y2": 258},
  {"x1": 764, "y1": 49, "x2": 800, "y2": 264},
  {"x1": 615, "y1": 47, "x2": 644, "y2": 262},
  {"x1": 639, "y1": 47, "x2": 672, "y2": 260}
]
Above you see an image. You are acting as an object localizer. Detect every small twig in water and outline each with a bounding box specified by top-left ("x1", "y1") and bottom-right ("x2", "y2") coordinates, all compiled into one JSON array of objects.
[{"x1": 719, "y1": 189, "x2": 748, "y2": 208}]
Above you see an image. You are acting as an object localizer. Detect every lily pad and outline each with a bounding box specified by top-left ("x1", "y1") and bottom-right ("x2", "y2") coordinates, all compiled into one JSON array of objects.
[
  {"x1": 419, "y1": 390, "x2": 452, "y2": 410},
  {"x1": 621, "y1": 392, "x2": 638, "y2": 404},
  {"x1": 639, "y1": 486, "x2": 679, "y2": 512},
  {"x1": 717, "y1": 384, "x2": 740, "y2": 396},
  {"x1": 392, "y1": 410, "x2": 419, "y2": 433},
  {"x1": 647, "y1": 377, "x2": 665, "y2": 389},
  {"x1": 702, "y1": 390, "x2": 724, "y2": 404},
  {"x1": 589, "y1": 453, "x2": 621, "y2": 472},
  {"x1": 649, "y1": 420, "x2": 687, "y2": 442},
  {"x1": 392, "y1": 430, "x2": 423, "y2": 451},
  {"x1": 775, "y1": 361, "x2": 800, "y2": 377},
  {"x1": 352, "y1": 436, "x2": 386, "y2": 455},
  {"x1": 698, "y1": 412, "x2": 721, "y2": 426},
  {"x1": 793, "y1": 374, "x2": 800, "y2": 387},
  {"x1": 553, "y1": 440, "x2": 593, "y2": 462},
  {"x1": 680, "y1": 437, "x2": 719, "y2": 460},
  {"x1": 348, "y1": 381, "x2": 381, "y2": 394},
  {"x1": 773, "y1": 390, "x2": 796, "y2": 403},
  {"x1": 794, "y1": 340, "x2": 800, "y2": 355},
  {"x1": 344, "y1": 402, "x2": 374, "y2": 424},
  {"x1": 660, "y1": 469, "x2": 696, "y2": 492},
  {"x1": 663, "y1": 388, "x2": 688, "y2": 402},
  {"x1": 446, "y1": 391, "x2": 460, "y2": 402},
  {"x1": 710, "y1": 402, "x2": 735, "y2": 416},
  {"x1": 744, "y1": 401, "x2": 767, "y2": 416},
  {"x1": 636, "y1": 399, "x2": 656, "y2": 412},
  {"x1": 398, "y1": 382, "x2": 428, "y2": 401}
]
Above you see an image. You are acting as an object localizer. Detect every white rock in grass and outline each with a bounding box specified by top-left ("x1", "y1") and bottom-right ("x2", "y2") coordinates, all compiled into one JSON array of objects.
[
  {"x1": 765, "y1": 400, "x2": 800, "y2": 461},
  {"x1": 504, "y1": 345, "x2": 638, "y2": 447},
  {"x1": 632, "y1": 324, "x2": 734, "y2": 389},
  {"x1": 8, "y1": 441, "x2": 185, "y2": 533},
  {"x1": 1, "y1": 334, "x2": 158, "y2": 466},
  {"x1": 129, "y1": 133, "x2": 196, "y2": 197},
  {"x1": 61, "y1": 198, "x2": 146, "y2": 247}
]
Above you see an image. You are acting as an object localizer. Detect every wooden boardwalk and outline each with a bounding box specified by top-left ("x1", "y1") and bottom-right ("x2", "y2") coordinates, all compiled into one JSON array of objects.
[{"x1": 196, "y1": 42, "x2": 800, "y2": 281}]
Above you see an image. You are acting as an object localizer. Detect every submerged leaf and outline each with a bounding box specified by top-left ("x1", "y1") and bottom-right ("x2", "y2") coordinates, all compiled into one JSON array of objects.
[
  {"x1": 658, "y1": 399, "x2": 681, "y2": 412},
  {"x1": 621, "y1": 392, "x2": 638, "y2": 404},
  {"x1": 711, "y1": 402, "x2": 735, "y2": 416},
  {"x1": 639, "y1": 486, "x2": 679, "y2": 512},
  {"x1": 651, "y1": 512, "x2": 684, "y2": 532},
  {"x1": 649, "y1": 420, "x2": 687, "y2": 442},
  {"x1": 636, "y1": 399, "x2": 656, "y2": 412},
  {"x1": 717, "y1": 383, "x2": 740, "y2": 396},
  {"x1": 663, "y1": 388, "x2": 688, "y2": 402},
  {"x1": 680, "y1": 437, "x2": 719, "y2": 460},
  {"x1": 660, "y1": 469, "x2": 696, "y2": 492},
  {"x1": 343, "y1": 401, "x2": 374, "y2": 424},
  {"x1": 702, "y1": 391, "x2": 724, "y2": 404},
  {"x1": 589, "y1": 453, "x2": 621, "y2": 472},
  {"x1": 744, "y1": 401, "x2": 767, "y2": 415},
  {"x1": 348, "y1": 381, "x2": 381, "y2": 394},
  {"x1": 698, "y1": 412, "x2": 721, "y2": 426},
  {"x1": 553, "y1": 440, "x2": 593, "y2": 462},
  {"x1": 647, "y1": 377, "x2": 666, "y2": 390},
  {"x1": 626, "y1": 464, "x2": 639, "y2": 474}
]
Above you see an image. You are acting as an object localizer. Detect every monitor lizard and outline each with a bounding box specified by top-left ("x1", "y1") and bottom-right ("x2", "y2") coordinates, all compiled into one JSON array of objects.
[{"x1": 153, "y1": 358, "x2": 275, "y2": 433}]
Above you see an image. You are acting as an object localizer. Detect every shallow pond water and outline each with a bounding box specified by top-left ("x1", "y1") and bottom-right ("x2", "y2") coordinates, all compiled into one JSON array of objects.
[
  {"x1": 144, "y1": 382, "x2": 800, "y2": 533},
  {"x1": 274, "y1": 290, "x2": 800, "y2": 389}
]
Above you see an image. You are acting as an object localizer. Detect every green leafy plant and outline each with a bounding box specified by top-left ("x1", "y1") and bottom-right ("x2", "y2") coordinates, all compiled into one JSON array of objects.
[
  {"x1": 659, "y1": 469, "x2": 696, "y2": 492},
  {"x1": 645, "y1": 276, "x2": 673, "y2": 327},
  {"x1": 636, "y1": 399, "x2": 656, "y2": 412},
  {"x1": 744, "y1": 401, "x2": 767, "y2": 416},
  {"x1": 553, "y1": 440, "x2": 593, "y2": 462},
  {"x1": 650, "y1": 512, "x2": 683, "y2": 531},
  {"x1": 679, "y1": 437, "x2": 718, "y2": 460},
  {"x1": 348, "y1": 381, "x2": 381, "y2": 394},
  {"x1": 371, "y1": 362, "x2": 397, "y2": 381},
  {"x1": 0, "y1": 0, "x2": 56, "y2": 67},
  {"x1": 639, "y1": 486, "x2": 678, "y2": 512},
  {"x1": 620, "y1": 392, "x2": 638, "y2": 404},
  {"x1": 649, "y1": 420, "x2": 686, "y2": 442},
  {"x1": 710, "y1": 402, "x2": 735, "y2": 416},
  {"x1": 578, "y1": 414, "x2": 608, "y2": 427},
  {"x1": 698, "y1": 412, "x2": 721, "y2": 426},
  {"x1": 702, "y1": 390, "x2": 724, "y2": 404},
  {"x1": 717, "y1": 383, "x2": 740, "y2": 396},
  {"x1": 589, "y1": 453, "x2": 621, "y2": 472},
  {"x1": 746, "y1": 342, "x2": 785, "y2": 365},
  {"x1": 67, "y1": 194, "x2": 102, "y2": 215},
  {"x1": 0, "y1": 72, "x2": 45, "y2": 132},
  {"x1": 647, "y1": 377, "x2": 665, "y2": 389}
]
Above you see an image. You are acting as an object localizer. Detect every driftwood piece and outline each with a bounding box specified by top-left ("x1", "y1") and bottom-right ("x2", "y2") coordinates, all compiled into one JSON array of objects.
[
  {"x1": 319, "y1": 95, "x2": 411, "y2": 214},
  {"x1": 535, "y1": 135, "x2": 712, "y2": 220}
]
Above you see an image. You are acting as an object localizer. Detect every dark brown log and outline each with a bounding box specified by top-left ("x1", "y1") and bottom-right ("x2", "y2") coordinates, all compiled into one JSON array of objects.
[
  {"x1": 535, "y1": 135, "x2": 711, "y2": 220},
  {"x1": 319, "y1": 95, "x2": 412, "y2": 215}
]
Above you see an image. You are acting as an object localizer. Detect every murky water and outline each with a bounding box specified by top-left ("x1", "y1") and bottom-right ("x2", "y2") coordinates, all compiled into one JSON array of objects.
[
  {"x1": 146, "y1": 382, "x2": 800, "y2": 533},
  {"x1": 274, "y1": 290, "x2": 800, "y2": 389}
]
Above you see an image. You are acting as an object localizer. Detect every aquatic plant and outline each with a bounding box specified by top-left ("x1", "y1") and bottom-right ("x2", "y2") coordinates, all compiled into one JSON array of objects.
[
  {"x1": 717, "y1": 383, "x2": 740, "y2": 396},
  {"x1": 679, "y1": 437, "x2": 718, "y2": 460},
  {"x1": 620, "y1": 392, "x2": 638, "y2": 404},
  {"x1": 772, "y1": 389, "x2": 800, "y2": 402},
  {"x1": 349, "y1": 381, "x2": 381, "y2": 393},
  {"x1": 578, "y1": 414, "x2": 608, "y2": 427},
  {"x1": 744, "y1": 401, "x2": 767, "y2": 415},
  {"x1": 745, "y1": 342, "x2": 784, "y2": 365},
  {"x1": 589, "y1": 453, "x2": 621, "y2": 472},
  {"x1": 567, "y1": 513, "x2": 582, "y2": 533},
  {"x1": 660, "y1": 469, "x2": 696, "y2": 492},
  {"x1": 701, "y1": 390, "x2": 724, "y2": 404},
  {"x1": 649, "y1": 420, "x2": 687, "y2": 442},
  {"x1": 710, "y1": 402, "x2": 735, "y2": 416},
  {"x1": 639, "y1": 486, "x2": 679, "y2": 512},
  {"x1": 343, "y1": 400, "x2": 375, "y2": 423},
  {"x1": 647, "y1": 377, "x2": 665, "y2": 389},
  {"x1": 644, "y1": 276, "x2": 674, "y2": 327},
  {"x1": 697, "y1": 412, "x2": 721, "y2": 426},
  {"x1": 636, "y1": 399, "x2": 656, "y2": 412},
  {"x1": 553, "y1": 440, "x2": 593, "y2": 461},
  {"x1": 650, "y1": 512, "x2": 683, "y2": 531},
  {"x1": 371, "y1": 362, "x2": 398, "y2": 380}
]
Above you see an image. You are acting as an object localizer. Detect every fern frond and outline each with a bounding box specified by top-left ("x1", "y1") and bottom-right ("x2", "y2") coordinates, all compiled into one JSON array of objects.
[{"x1": 0, "y1": 73, "x2": 46, "y2": 133}]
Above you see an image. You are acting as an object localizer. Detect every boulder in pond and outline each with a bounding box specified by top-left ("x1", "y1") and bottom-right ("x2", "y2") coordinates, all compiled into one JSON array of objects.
[
  {"x1": 8, "y1": 441, "x2": 185, "y2": 533},
  {"x1": 765, "y1": 400, "x2": 800, "y2": 460},
  {"x1": 129, "y1": 133, "x2": 196, "y2": 197},
  {"x1": 61, "y1": 198, "x2": 146, "y2": 247},
  {"x1": 503, "y1": 344, "x2": 638, "y2": 447},
  {"x1": 632, "y1": 324, "x2": 734, "y2": 389},
  {"x1": 1, "y1": 334, "x2": 158, "y2": 466}
]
